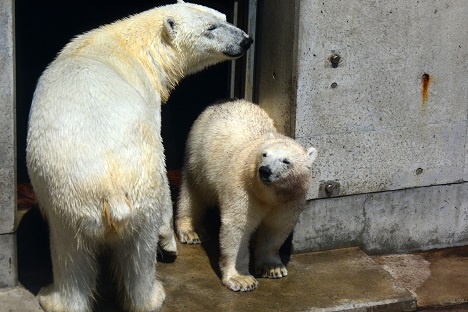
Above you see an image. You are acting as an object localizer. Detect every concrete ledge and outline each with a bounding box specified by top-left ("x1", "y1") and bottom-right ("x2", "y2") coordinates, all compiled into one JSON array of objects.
[
  {"x1": 294, "y1": 183, "x2": 468, "y2": 255},
  {"x1": 0, "y1": 286, "x2": 43, "y2": 312},
  {"x1": 0, "y1": 233, "x2": 17, "y2": 288},
  {"x1": 374, "y1": 246, "x2": 468, "y2": 310}
]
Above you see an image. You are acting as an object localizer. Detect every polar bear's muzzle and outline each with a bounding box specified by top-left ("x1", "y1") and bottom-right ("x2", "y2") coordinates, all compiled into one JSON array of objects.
[
  {"x1": 240, "y1": 36, "x2": 254, "y2": 52},
  {"x1": 223, "y1": 33, "x2": 254, "y2": 58},
  {"x1": 259, "y1": 165, "x2": 272, "y2": 184}
]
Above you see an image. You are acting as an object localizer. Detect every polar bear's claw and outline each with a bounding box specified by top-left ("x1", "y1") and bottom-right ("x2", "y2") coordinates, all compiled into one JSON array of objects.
[
  {"x1": 223, "y1": 274, "x2": 258, "y2": 292},
  {"x1": 257, "y1": 263, "x2": 288, "y2": 279},
  {"x1": 177, "y1": 230, "x2": 202, "y2": 244}
]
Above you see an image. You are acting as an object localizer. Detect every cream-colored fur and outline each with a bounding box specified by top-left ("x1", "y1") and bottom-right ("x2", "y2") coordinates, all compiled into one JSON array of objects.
[
  {"x1": 26, "y1": 1, "x2": 252, "y2": 311},
  {"x1": 176, "y1": 100, "x2": 317, "y2": 292}
]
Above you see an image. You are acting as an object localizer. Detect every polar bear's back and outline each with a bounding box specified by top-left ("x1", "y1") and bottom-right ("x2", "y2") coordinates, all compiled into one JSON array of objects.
[
  {"x1": 189, "y1": 99, "x2": 275, "y2": 147},
  {"x1": 27, "y1": 57, "x2": 164, "y2": 224},
  {"x1": 184, "y1": 100, "x2": 275, "y2": 190},
  {"x1": 186, "y1": 100, "x2": 275, "y2": 164}
]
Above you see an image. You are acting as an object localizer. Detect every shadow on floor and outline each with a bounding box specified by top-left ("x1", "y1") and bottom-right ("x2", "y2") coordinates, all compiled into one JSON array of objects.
[{"x1": 17, "y1": 206, "x2": 52, "y2": 296}]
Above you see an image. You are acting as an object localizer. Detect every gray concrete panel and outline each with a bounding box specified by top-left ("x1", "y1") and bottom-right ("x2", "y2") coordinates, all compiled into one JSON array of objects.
[
  {"x1": 293, "y1": 0, "x2": 468, "y2": 198},
  {"x1": 299, "y1": 121, "x2": 465, "y2": 198},
  {"x1": 295, "y1": 0, "x2": 467, "y2": 135},
  {"x1": 0, "y1": 0, "x2": 17, "y2": 290},
  {"x1": 293, "y1": 183, "x2": 468, "y2": 255},
  {"x1": 0, "y1": 0, "x2": 16, "y2": 234}
]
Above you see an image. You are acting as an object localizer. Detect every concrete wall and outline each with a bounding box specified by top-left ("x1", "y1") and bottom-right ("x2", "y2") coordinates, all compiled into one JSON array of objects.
[
  {"x1": 0, "y1": 0, "x2": 18, "y2": 288},
  {"x1": 257, "y1": 0, "x2": 468, "y2": 254},
  {"x1": 293, "y1": 183, "x2": 468, "y2": 255}
]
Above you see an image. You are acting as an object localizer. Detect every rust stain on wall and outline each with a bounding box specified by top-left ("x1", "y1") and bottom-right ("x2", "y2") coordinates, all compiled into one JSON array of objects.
[{"x1": 421, "y1": 73, "x2": 431, "y2": 110}]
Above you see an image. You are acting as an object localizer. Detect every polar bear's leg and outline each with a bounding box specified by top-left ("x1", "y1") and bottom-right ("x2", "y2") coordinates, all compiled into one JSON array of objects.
[
  {"x1": 111, "y1": 223, "x2": 165, "y2": 312},
  {"x1": 253, "y1": 203, "x2": 302, "y2": 278},
  {"x1": 38, "y1": 217, "x2": 99, "y2": 312},
  {"x1": 218, "y1": 201, "x2": 262, "y2": 292},
  {"x1": 158, "y1": 177, "x2": 178, "y2": 255},
  {"x1": 176, "y1": 176, "x2": 206, "y2": 244}
]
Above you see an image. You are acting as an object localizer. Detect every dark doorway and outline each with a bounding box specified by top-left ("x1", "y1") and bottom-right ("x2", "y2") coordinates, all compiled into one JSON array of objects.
[{"x1": 15, "y1": 0, "x2": 250, "y2": 183}]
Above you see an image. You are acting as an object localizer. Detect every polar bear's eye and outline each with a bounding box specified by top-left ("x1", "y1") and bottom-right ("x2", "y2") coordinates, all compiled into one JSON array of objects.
[
  {"x1": 282, "y1": 159, "x2": 290, "y2": 165},
  {"x1": 207, "y1": 24, "x2": 217, "y2": 31},
  {"x1": 262, "y1": 153, "x2": 267, "y2": 157}
]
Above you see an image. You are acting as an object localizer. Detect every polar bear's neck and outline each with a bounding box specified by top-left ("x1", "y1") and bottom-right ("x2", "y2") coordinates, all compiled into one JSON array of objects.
[
  {"x1": 120, "y1": 13, "x2": 187, "y2": 102},
  {"x1": 134, "y1": 35, "x2": 185, "y2": 103},
  {"x1": 57, "y1": 12, "x2": 186, "y2": 103}
]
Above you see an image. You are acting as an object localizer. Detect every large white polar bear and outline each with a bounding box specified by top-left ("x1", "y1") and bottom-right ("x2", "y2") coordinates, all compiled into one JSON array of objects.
[
  {"x1": 26, "y1": 1, "x2": 253, "y2": 311},
  {"x1": 176, "y1": 100, "x2": 318, "y2": 292}
]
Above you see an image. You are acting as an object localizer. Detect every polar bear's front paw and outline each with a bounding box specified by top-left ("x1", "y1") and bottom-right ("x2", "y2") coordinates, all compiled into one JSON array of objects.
[
  {"x1": 222, "y1": 273, "x2": 258, "y2": 292},
  {"x1": 256, "y1": 262, "x2": 288, "y2": 279},
  {"x1": 177, "y1": 229, "x2": 202, "y2": 244}
]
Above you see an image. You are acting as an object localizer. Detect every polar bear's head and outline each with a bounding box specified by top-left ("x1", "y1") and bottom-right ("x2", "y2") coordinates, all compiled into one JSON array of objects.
[
  {"x1": 258, "y1": 138, "x2": 318, "y2": 190},
  {"x1": 162, "y1": 1, "x2": 253, "y2": 74}
]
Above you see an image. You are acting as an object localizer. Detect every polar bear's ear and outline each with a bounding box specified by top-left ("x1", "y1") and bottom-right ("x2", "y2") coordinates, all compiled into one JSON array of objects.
[
  {"x1": 307, "y1": 147, "x2": 318, "y2": 164},
  {"x1": 177, "y1": 0, "x2": 186, "y2": 3},
  {"x1": 163, "y1": 17, "x2": 177, "y2": 41}
]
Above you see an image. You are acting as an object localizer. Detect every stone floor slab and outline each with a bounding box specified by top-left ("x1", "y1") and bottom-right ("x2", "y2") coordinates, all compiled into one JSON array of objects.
[
  {"x1": 374, "y1": 246, "x2": 468, "y2": 309},
  {"x1": 157, "y1": 245, "x2": 415, "y2": 312}
]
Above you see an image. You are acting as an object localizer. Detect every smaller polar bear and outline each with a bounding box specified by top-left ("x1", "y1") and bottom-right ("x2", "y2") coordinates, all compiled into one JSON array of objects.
[{"x1": 176, "y1": 100, "x2": 318, "y2": 292}]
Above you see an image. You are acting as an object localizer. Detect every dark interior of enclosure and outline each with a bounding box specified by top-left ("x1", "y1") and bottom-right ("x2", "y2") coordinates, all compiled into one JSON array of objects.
[{"x1": 15, "y1": 0, "x2": 248, "y2": 183}]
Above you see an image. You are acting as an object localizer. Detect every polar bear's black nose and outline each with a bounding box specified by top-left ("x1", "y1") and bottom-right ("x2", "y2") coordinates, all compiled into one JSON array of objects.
[
  {"x1": 259, "y1": 166, "x2": 272, "y2": 181},
  {"x1": 240, "y1": 36, "x2": 254, "y2": 51}
]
